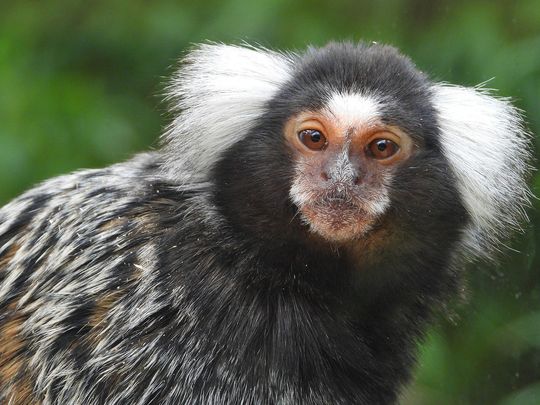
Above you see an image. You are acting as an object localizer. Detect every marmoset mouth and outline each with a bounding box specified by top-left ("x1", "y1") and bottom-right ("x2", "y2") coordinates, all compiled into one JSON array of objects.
[
  {"x1": 299, "y1": 201, "x2": 375, "y2": 243},
  {"x1": 319, "y1": 199, "x2": 359, "y2": 212}
]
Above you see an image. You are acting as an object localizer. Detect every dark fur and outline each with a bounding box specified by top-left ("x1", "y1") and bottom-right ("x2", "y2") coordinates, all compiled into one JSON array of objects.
[{"x1": 0, "y1": 42, "x2": 501, "y2": 405}]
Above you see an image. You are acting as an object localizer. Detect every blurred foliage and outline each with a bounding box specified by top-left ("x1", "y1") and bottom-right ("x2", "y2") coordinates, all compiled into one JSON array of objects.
[{"x1": 0, "y1": 0, "x2": 538, "y2": 403}]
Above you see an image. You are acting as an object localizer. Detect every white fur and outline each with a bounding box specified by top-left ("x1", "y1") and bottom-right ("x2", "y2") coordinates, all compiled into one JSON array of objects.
[
  {"x1": 433, "y1": 84, "x2": 532, "y2": 259},
  {"x1": 325, "y1": 92, "x2": 382, "y2": 127},
  {"x1": 163, "y1": 43, "x2": 296, "y2": 181}
]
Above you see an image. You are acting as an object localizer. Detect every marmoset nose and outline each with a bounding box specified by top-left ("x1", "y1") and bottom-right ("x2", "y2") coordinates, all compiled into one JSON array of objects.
[
  {"x1": 321, "y1": 170, "x2": 361, "y2": 185},
  {"x1": 320, "y1": 143, "x2": 363, "y2": 186},
  {"x1": 321, "y1": 158, "x2": 363, "y2": 185}
]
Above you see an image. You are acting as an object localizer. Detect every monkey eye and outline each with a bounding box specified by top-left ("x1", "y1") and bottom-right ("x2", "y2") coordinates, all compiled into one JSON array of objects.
[
  {"x1": 367, "y1": 139, "x2": 400, "y2": 160},
  {"x1": 298, "y1": 129, "x2": 327, "y2": 151}
]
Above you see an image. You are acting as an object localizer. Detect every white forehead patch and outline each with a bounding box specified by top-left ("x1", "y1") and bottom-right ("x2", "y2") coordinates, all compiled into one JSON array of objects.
[{"x1": 325, "y1": 92, "x2": 382, "y2": 128}]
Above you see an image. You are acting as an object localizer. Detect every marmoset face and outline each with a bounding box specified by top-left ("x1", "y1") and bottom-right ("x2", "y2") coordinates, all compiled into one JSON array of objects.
[{"x1": 286, "y1": 94, "x2": 415, "y2": 242}]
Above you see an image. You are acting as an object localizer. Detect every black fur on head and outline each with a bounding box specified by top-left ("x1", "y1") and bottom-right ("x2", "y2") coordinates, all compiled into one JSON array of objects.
[{"x1": 212, "y1": 42, "x2": 467, "y2": 263}]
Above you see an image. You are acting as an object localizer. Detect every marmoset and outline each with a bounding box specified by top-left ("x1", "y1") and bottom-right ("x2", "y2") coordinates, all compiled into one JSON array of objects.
[{"x1": 0, "y1": 42, "x2": 532, "y2": 404}]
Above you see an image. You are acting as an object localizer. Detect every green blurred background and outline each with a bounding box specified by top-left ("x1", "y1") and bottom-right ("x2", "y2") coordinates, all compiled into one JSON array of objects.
[{"x1": 0, "y1": 1, "x2": 538, "y2": 403}]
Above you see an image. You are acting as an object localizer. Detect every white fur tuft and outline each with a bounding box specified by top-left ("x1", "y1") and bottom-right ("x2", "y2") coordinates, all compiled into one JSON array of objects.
[
  {"x1": 432, "y1": 84, "x2": 533, "y2": 259},
  {"x1": 163, "y1": 43, "x2": 296, "y2": 181}
]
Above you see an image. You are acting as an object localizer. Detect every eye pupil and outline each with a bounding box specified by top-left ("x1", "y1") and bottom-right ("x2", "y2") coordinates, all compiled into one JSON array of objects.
[
  {"x1": 368, "y1": 138, "x2": 399, "y2": 160},
  {"x1": 298, "y1": 129, "x2": 327, "y2": 151}
]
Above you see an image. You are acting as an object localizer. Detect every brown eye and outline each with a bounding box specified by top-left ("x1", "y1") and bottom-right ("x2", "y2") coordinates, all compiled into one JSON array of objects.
[
  {"x1": 367, "y1": 139, "x2": 400, "y2": 160},
  {"x1": 298, "y1": 129, "x2": 327, "y2": 151}
]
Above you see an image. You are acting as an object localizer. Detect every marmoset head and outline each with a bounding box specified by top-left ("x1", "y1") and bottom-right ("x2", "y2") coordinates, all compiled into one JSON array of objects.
[{"x1": 164, "y1": 42, "x2": 531, "y2": 262}]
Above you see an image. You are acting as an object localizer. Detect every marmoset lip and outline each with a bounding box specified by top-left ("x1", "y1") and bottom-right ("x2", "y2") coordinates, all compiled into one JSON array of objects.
[
  {"x1": 316, "y1": 202, "x2": 361, "y2": 216},
  {"x1": 304, "y1": 191, "x2": 372, "y2": 216},
  {"x1": 299, "y1": 201, "x2": 374, "y2": 242},
  {"x1": 302, "y1": 196, "x2": 364, "y2": 213}
]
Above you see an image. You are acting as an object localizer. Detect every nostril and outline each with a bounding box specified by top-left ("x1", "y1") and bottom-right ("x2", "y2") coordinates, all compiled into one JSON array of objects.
[{"x1": 321, "y1": 172, "x2": 330, "y2": 181}]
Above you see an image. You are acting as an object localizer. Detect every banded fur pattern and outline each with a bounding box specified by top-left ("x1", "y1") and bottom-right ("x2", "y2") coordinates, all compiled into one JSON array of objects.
[
  {"x1": 0, "y1": 154, "x2": 170, "y2": 403},
  {"x1": 0, "y1": 152, "x2": 414, "y2": 404}
]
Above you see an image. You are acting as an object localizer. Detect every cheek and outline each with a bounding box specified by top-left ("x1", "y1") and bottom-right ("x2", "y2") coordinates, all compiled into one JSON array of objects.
[
  {"x1": 289, "y1": 157, "x2": 325, "y2": 205},
  {"x1": 361, "y1": 164, "x2": 394, "y2": 214}
]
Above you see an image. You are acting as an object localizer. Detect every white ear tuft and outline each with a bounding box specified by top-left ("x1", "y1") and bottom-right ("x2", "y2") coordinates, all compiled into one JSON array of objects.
[
  {"x1": 432, "y1": 84, "x2": 533, "y2": 260},
  {"x1": 162, "y1": 43, "x2": 296, "y2": 181}
]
